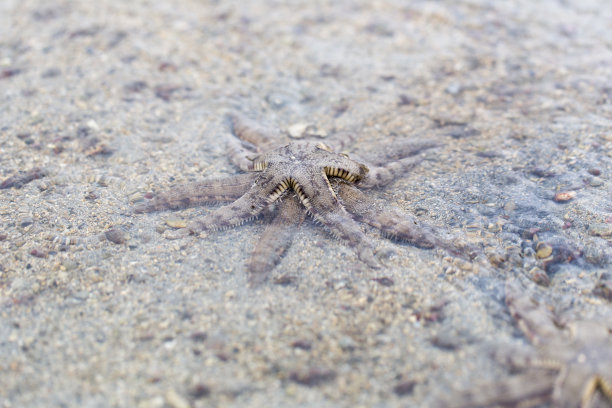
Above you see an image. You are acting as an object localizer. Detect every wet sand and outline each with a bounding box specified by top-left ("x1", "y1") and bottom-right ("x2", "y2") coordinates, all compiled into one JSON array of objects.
[{"x1": 1, "y1": 1, "x2": 611, "y2": 407}]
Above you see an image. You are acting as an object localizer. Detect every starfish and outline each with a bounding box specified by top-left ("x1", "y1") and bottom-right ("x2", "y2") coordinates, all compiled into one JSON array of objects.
[
  {"x1": 435, "y1": 280, "x2": 612, "y2": 408},
  {"x1": 135, "y1": 113, "x2": 472, "y2": 284}
]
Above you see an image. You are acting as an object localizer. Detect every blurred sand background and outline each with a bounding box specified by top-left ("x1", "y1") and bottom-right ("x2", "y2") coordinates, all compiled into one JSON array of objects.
[{"x1": 1, "y1": 1, "x2": 611, "y2": 407}]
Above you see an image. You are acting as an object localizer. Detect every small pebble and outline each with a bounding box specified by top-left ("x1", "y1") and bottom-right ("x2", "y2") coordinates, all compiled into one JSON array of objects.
[
  {"x1": 485, "y1": 245, "x2": 507, "y2": 265},
  {"x1": 265, "y1": 92, "x2": 292, "y2": 109},
  {"x1": 139, "y1": 397, "x2": 164, "y2": 408},
  {"x1": 338, "y1": 336, "x2": 356, "y2": 351},
  {"x1": 61, "y1": 260, "x2": 78, "y2": 271},
  {"x1": 289, "y1": 367, "x2": 336, "y2": 386},
  {"x1": 487, "y1": 223, "x2": 501, "y2": 232},
  {"x1": 290, "y1": 339, "x2": 312, "y2": 350},
  {"x1": 272, "y1": 274, "x2": 296, "y2": 285},
  {"x1": 553, "y1": 191, "x2": 576, "y2": 202},
  {"x1": 85, "y1": 119, "x2": 99, "y2": 131},
  {"x1": 84, "y1": 191, "x2": 98, "y2": 200},
  {"x1": 105, "y1": 228, "x2": 128, "y2": 244},
  {"x1": 162, "y1": 229, "x2": 190, "y2": 240},
  {"x1": 124, "y1": 80, "x2": 148, "y2": 93},
  {"x1": 394, "y1": 379, "x2": 417, "y2": 396},
  {"x1": 535, "y1": 242, "x2": 553, "y2": 259},
  {"x1": 1, "y1": 68, "x2": 21, "y2": 79},
  {"x1": 503, "y1": 201, "x2": 517, "y2": 212},
  {"x1": 528, "y1": 267, "x2": 550, "y2": 286},
  {"x1": 41, "y1": 68, "x2": 61, "y2": 78},
  {"x1": 529, "y1": 167, "x2": 556, "y2": 178},
  {"x1": 154, "y1": 84, "x2": 182, "y2": 102},
  {"x1": 445, "y1": 82, "x2": 462, "y2": 95},
  {"x1": 371, "y1": 277, "x2": 394, "y2": 286},
  {"x1": 20, "y1": 217, "x2": 34, "y2": 228},
  {"x1": 288, "y1": 123, "x2": 309, "y2": 139},
  {"x1": 165, "y1": 389, "x2": 190, "y2": 408},
  {"x1": 430, "y1": 333, "x2": 460, "y2": 350},
  {"x1": 158, "y1": 62, "x2": 178, "y2": 72},
  {"x1": 397, "y1": 94, "x2": 418, "y2": 106},
  {"x1": 190, "y1": 332, "x2": 207, "y2": 342},
  {"x1": 30, "y1": 248, "x2": 48, "y2": 258},
  {"x1": 189, "y1": 383, "x2": 210, "y2": 399},
  {"x1": 304, "y1": 125, "x2": 327, "y2": 138},
  {"x1": 587, "y1": 168, "x2": 601, "y2": 176},
  {"x1": 589, "y1": 177, "x2": 603, "y2": 187},
  {"x1": 287, "y1": 123, "x2": 328, "y2": 139},
  {"x1": 165, "y1": 216, "x2": 187, "y2": 228}
]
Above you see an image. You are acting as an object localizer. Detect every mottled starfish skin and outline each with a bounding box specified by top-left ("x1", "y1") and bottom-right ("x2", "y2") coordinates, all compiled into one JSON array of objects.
[
  {"x1": 247, "y1": 194, "x2": 305, "y2": 286},
  {"x1": 334, "y1": 181, "x2": 439, "y2": 249},
  {"x1": 134, "y1": 173, "x2": 258, "y2": 212},
  {"x1": 136, "y1": 113, "x2": 457, "y2": 284},
  {"x1": 438, "y1": 281, "x2": 612, "y2": 408},
  {"x1": 139, "y1": 139, "x2": 378, "y2": 267}
]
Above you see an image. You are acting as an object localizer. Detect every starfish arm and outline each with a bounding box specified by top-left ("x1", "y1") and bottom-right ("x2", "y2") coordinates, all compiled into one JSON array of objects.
[
  {"x1": 187, "y1": 173, "x2": 280, "y2": 232},
  {"x1": 352, "y1": 139, "x2": 439, "y2": 188},
  {"x1": 228, "y1": 112, "x2": 281, "y2": 152},
  {"x1": 552, "y1": 365, "x2": 601, "y2": 408},
  {"x1": 597, "y1": 375, "x2": 612, "y2": 407},
  {"x1": 359, "y1": 156, "x2": 426, "y2": 188},
  {"x1": 335, "y1": 181, "x2": 439, "y2": 248},
  {"x1": 227, "y1": 135, "x2": 258, "y2": 172},
  {"x1": 594, "y1": 356, "x2": 612, "y2": 404},
  {"x1": 297, "y1": 176, "x2": 379, "y2": 268},
  {"x1": 551, "y1": 321, "x2": 612, "y2": 408},
  {"x1": 335, "y1": 181, "x2": 479, "y2": 259},
  {"x1": 505, "y1": 281, "x2": 561, "y2": 346},
  {"x1": 133, "y1": 173, "x2": 258, "y2": 213},
  {"x1": 247, "y1": 194, "x2": 305, "y2": 286},
  {"x1": 568, "y1": 320, "x2": 612, "y2": 346},
  {"x1": 432, "y1": 373, "x2": 556, "y2": 408}
]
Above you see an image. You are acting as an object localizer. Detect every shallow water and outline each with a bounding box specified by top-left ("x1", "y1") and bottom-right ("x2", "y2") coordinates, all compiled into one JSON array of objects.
[{"x1": 1, "y1": 0, "x2": 611, "y2": 407}]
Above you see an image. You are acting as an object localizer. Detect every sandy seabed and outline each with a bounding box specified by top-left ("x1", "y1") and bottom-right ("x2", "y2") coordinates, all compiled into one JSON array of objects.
[{"x1": 1, "y1": 1, "x2": 611, "y2": 407}]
